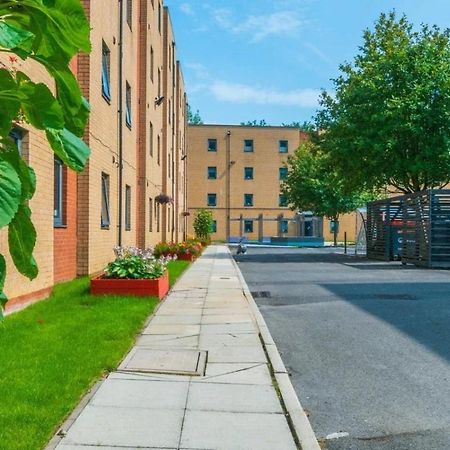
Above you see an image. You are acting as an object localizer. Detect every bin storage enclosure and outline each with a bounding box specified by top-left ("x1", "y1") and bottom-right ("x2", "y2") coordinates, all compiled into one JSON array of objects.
[{"x1": 366, "y1": 190, "x2": 450, "y2": 268}]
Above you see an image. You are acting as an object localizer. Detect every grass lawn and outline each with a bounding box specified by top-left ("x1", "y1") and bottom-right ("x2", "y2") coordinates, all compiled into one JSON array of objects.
[{"x1": 0, "y1": 260, "x2": 190, "y2": 450}]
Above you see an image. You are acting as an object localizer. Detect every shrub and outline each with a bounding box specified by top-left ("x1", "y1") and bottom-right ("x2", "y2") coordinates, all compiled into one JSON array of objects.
[
  {"x1": 193, "y1": 209, "x2": 214, "y2": 241},
  {"x1": 104, "y1": 246, "x2": 171, "y2": 280}
]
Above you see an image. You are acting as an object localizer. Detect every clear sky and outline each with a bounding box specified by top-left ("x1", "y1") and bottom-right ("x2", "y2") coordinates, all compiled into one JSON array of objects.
[{"x1": 164, "y1": 0, "x2": 450, "y2": 126}]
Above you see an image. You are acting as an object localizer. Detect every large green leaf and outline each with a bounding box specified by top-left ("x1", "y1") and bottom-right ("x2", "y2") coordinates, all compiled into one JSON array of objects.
[
  {"x1": 1, "y1": 142, "x2": 36, "y2": 201},
  {"x1": 0, "y1": 21, "x2": 34, "y2": 51},
  {"x1": 0, "y1": 158, "x2": 22, "y2": 228},
  {"x1": 8, "y1": 204, "x2": 38, "y2": 280},
  {"x1": 46, "y1": 128, "x2": 90, "y2": 172},
  {"x1": 65, "y1": 96, "x2": 91, "y2": 137},
  {"x1": 17, "y1": 73, "x2": 65, "y2": 130},
  {"x1": 0, "y1": 69, "x2": 21, "y2": 135}
]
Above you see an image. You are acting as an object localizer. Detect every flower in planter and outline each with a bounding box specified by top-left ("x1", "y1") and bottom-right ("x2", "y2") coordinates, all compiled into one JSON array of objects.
[
  {"x1": 155, "y1": 193, "x2": 173, "y2": 204},
  {"x1": 105, "y1": 246, "x2": 171, "y2": 280}
]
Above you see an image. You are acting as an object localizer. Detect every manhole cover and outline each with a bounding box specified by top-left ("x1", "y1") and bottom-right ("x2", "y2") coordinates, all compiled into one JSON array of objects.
[
  {"x1": 251, "y1": 291, "x2": 271, "y2": 298},
  {"x1": 374, "y1": 293, "x2": 417, "y2": 301},
  {"x1": 119, "y1": 349, "x2": 207, "y2": 376}
]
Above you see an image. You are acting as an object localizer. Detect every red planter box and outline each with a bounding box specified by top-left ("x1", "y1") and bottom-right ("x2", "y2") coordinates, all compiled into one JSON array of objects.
[
  {"x1": 177, "y1": 253, "x2": 196, "y2": 261},
  {"x1": 90, "y1": 271, "x2": 169, "y2": 300}
]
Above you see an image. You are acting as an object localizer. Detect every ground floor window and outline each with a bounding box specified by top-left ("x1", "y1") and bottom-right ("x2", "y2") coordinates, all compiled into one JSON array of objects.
[
  {"x1": 54, "y1": 157, "x2": 65, "y2": 226},
  {"x1": 244, "y1": 220, "x2": 253, "y2": 233},
  {"x1": 101, "y1": 172, "x2": 110, "y2": 229}
]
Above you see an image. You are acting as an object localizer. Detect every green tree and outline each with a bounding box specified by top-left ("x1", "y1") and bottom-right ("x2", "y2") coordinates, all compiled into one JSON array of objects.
[
  {"x1": 282, "y1": 142, "x2": 372, "y2": 245},
  {"x1": 281, "y1": 121, "x2": 315, "y2": 133},
  {"x1": 317, "y1": 12, "x2": 450, "y2": 194},
  {"x1": 187, "y1": 104, "x2": 203, "y2": 124},
  {"x1": 193, "y1": 209, "x2": 214, "y2": 242},
  {"x1": 240, "y1": 119, "x2": 269, "y2": 126},
  {"x1": 0, "y1": 0, "x2": 91, "y2": 315}
]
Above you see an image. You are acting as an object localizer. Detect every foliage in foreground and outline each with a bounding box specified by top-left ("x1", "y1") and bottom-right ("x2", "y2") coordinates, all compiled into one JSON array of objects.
[
  {"x1": 282, "y1": 142, "x2": 374, "y2": 244},
  {"x1": 316, "y1": 11, "x2": 450, "y2": 194},
  {"x1": 0, "y1": 0, "x2": 91, "y2": 315}
]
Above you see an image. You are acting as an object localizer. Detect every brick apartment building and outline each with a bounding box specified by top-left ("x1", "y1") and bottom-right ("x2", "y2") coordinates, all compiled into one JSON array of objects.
[
  {"x1": 0, "y1": 0, "x2": 187, "y2": 313},
  {"x1": 186, "y1": 124, "x2": 356, "y2": 243}
]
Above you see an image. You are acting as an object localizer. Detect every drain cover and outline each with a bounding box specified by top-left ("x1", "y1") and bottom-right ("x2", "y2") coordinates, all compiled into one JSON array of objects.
[
  {"x1": 119, "y1": 349, "x2": 207, "y2": 376},
  {"x1": 251, "y1": 291, "x2": 271, "y2": 298}
]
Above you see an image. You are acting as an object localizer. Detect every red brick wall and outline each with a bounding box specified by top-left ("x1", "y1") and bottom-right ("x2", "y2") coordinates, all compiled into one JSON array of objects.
[{"x1": 53, "y1": 56, "x2": 79, "y2": 283}]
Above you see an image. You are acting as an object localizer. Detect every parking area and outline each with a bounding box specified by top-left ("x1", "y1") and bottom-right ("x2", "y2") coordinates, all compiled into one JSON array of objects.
[{"x1": 234, "y1": 247, "x2": 450, "y2": 450}]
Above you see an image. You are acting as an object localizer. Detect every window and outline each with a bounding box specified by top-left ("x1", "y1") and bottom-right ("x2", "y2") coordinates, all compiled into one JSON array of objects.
[
  {"x1": 158, "y1": 2, "x2": 162, "y2": 33},
  {"x1": 150, "y1": 47, "x2": 154, "y2": 82},
  {"x1": 9, "y1": 128, "x2": 23, "y2": 155},
  {"x1": 279, "y1": 140, "x2": 288, "y2": 153},
  {"x1": 244, "y1": 167, "x2": 253, "y2": 180},
  {"x1": 208, "y1": 138, "x2": 217, "y2": 152},
  {"x1": 101, "y1": 173, "x2": 110, "y2": 228},
  {"x1": 149, "y1": 122, "x2": 153, "y2": 156},
  {"x1": 211, "y1": 220, "x2": 217, "y2": 233},
  {"x1": 168, "y1": 99, "x2": 171, "y2": 124},
  {"x1": 125, "y1": 82, "x2": 132, "y2": 128},
  {"x1": 244, "y1": 139, "x2": 253, "y2": 152},
  {"x1": 54, "y1": 157, "x2": 65, "y2": 226},
  {"x1": 279, "y1": 194, "x2": 288, "y2": 207},
  {"x1": 157, "y1": 68, "x2": 161, "y2": 97},
  {"x1": 125, "y1": 185, "x2": 131, "y2": 230},
  {"x1": 279, "y1": 167, "x2": 288, "y2": 180},
  {"x1": 244, "y1": 220, "x2": 253, "y2": 233},
  {"x1": 207, "y1": 166, "x2": 217, "y2": 179},
  {"x1": 157, "y1": 135, "x2": 161, "y2": 165},
  {"x1": 102, "y1": 41, "x2": 111, "y2": 101},
  {"x1": 126, "y1": 0, "x2": 132, "y2": 28},
  {"x1": 156, "y1": 202, "x2": 160, "y2": 232},
  {"x1": 149, "y1": 198, "x2": 153, "y2": 232},
  {"x1": 207, "y1": 193, "x2": 217, "y2": 207},
  {"x1": 244, "y1": 194, "x2": 253, "y2": 207},
  {"x1": 280, "y1": 219, "x2": 289, "y2": 234}
]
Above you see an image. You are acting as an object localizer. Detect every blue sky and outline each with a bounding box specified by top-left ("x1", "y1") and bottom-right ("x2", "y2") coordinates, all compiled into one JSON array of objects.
[{"x1": 164, "y1": 0, "x2": 450, "y2": 126}]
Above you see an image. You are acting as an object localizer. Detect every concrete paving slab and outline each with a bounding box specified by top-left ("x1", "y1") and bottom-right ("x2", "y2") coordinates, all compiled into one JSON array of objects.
[
  {"x1": 187, "y1": 383, "x2": 283, "y2": 413},
  {"x1": 58, "y1": 446, "x2": 175, "y2": 450},
  {"x1": 202, "y1": 307, "x2": 249, "y2": 315},
  {"x1": 142, "y1": 324, "x2": 201, "y2": 335},
  {"x1": 194, "y1": 362, "x2": 272, "y2": 385},
  {"x1": 207, "y1": 344, "x2": 267, "y2": 363},
  {"x1": 180, "y1": 410, "x2": 297, "y2": 450},
  {"x1": 110, "y1": 371, "x2": 191, "y2": 382},
  {"x1": 150, "y1": 314, "x2": 202, "y2": 325},
  {"x1": 199, "y1": 323, "x2": 256, "y2": 334},
  {"x1": 201, "y1": 314, "x2": 253, "y2": 324},
  {"x1": 199, "y1": 332, "x2": 260, "y2": 348},
  {"x1": 136, "y1": 334, "x2": 199, "y2": 348},
  {"x1": 90, "y1": 378, "x2": 189, "y2": 410},
  {"x1": 61, "y1": 405, "x2": 183, "y2": 448}
]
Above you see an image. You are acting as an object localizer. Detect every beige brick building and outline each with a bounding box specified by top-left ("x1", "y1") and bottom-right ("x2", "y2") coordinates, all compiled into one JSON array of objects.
[
  {"x1": 1, "y1": 0, "x2": 188, "y2": 313},
  {"x1": 186, "y1": 125, "x2": 357, "y2": 243}
]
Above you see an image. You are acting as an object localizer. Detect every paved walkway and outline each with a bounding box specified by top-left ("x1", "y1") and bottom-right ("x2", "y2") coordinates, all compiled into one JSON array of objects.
[{"x1": 51, "y1": 246, "x2": 317, "y2": 450}]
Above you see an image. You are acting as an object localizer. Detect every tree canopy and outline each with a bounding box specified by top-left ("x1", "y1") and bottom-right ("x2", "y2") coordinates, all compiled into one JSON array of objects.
[
  {"x1": 187, "y1": 105, "x2": 203, "y2": 124},
  {"x1": 316, "y1": 12, "x2": 450, "y2": 194},
  {"x1": 0, "y1": 0, "x2": 91, "y2": 315},
  {"x1": 282, "y1": 142, "x2": 372, "y2": 243}
]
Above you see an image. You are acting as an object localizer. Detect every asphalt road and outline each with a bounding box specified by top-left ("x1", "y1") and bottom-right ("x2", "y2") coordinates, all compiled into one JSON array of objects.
[{"x1": 234, "y1": 247, "x2": 450, "y2": 450}]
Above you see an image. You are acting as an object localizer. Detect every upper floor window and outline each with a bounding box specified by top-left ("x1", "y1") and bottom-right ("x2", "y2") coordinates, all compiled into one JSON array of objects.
[
  {"x1": 244, "y1": 194, "x2": 253, "y2": 207},
  {"x1": 126, "y1": 0, "x2": 132, "y2": 29},
  {"x1": 157, "y1": 135, "x2": 161, "y2": 165},
  {"x1": 150, "y1": 47, "x2": 154, "y2": 82},
  {"x1": 9, "y1": 128, "x2": 23, "y2": 155},
  {"x1": 279, "y1": 167, "x2": 288, "y2": 181},
  {"x1": 101, "y1": 172, "x2": 110, "y2": 229},
  {"x1": 207, "y1": 166, "x2": 217, "y2": 179},
  {"x1": 244, "y1": 167, "x2": 253, "y2": 180},
  {"x1": 158, "y1": 2, "x2": 162, "y2": 33},
  {"x1": 244, "y1": 139, "x2": 254, "y2": 152},
  {"x1": 125, "y1": 82, "x2": 132, "y2": 128},
  {"x1": 208, "y1": 138, "x2": 217, "y2": 152},
  {"x1": 54, "y1": 157, "x2": 65, "y2": 227},
  {"x1": 102, "y1": 41, "x2": 111, "y2": 102},
  {"x1": 149, "y1": 122, "x2": 154, "y2": 156},
  {"x1": 279, "y1": 140, "x2": 288, "y2": 153},
  {"x1": 207, "y1": 193, "x2": 217, "y2": 207}
]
